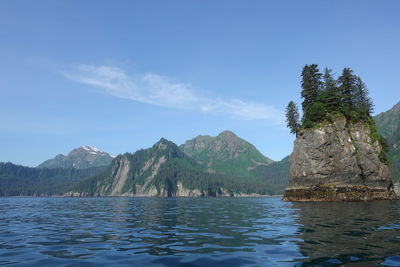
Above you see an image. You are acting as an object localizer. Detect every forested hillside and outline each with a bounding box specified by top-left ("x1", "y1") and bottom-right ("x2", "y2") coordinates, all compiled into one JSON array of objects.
[
  {"x1": 0, "y1": 162, "x2": 106, "y2": 196},
  {"x1": 73, "y1": 135, "x2": 290, "y2": 196},
  {"x1": 375, "y1": 101, "x2": 400, "y2": 181}
]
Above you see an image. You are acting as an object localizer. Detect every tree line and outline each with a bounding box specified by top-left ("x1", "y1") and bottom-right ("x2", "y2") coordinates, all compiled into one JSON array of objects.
[
  {"x1": 0, "y1": 162, "x2": 106, "y2": 196},
  {"x1": 152, "y1": 159, "x2": 284, "y2": 196},
  {"x1": 286, "y1": 64, "x2": 374, "y2": 134}
]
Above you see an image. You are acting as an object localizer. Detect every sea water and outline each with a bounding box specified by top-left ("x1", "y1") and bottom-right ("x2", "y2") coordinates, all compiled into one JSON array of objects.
[{"x1": 0, "y1": 197, "x2": 399, "y2": 266}]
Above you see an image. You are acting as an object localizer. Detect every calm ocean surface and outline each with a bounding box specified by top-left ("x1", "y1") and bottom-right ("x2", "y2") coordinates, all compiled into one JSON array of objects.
[{"x1": 0, "y1": 197, "x2": 399, "y2": 266}]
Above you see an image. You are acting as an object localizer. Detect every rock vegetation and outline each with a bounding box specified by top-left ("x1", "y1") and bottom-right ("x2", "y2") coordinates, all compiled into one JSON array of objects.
[
  {"x1": 284, "y1": 116, "x2": 397, "y2": 201},
  {"x1": 284, "y1": 64, "x2": 398, "y2": 201}
]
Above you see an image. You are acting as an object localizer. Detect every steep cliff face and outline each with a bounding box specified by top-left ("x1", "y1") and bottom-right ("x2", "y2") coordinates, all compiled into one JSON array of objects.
[
  {"x1": 71, "y1": 133, "x2": 283, "y2": 197},
  {"x1": 74, "y1": 139, "x2": 176, "y2": 197},
  {"x1": 284, "y1": 116, "x2": 398, "y2": 201}
]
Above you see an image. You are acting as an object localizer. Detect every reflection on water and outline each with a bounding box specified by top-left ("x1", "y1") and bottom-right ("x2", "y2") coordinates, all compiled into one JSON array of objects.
[
  {"x1": 293, "y1": 201, "x2": 400, "y2": 266},
  {"x1": 0, "y1": 197, "x2": 399, "y2": 266}
]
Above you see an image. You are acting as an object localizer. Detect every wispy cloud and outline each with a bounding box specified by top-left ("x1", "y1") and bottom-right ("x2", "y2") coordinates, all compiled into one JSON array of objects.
[{"x1": 64, "y1": 65, "x2": 284, "y2": 123}]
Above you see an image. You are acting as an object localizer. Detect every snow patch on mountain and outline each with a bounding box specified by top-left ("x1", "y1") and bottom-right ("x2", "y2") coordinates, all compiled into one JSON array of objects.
[{"x1": 81, "y1": 146, "x2": 104, "y2": 154}]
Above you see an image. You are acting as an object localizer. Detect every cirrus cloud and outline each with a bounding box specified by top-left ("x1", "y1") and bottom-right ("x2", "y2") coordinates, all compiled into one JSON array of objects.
[{"x1": 64, "y1": 65, "x2": 284, "y2": 124}]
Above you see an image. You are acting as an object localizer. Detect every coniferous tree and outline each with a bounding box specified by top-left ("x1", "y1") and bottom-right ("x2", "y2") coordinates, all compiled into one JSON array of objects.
[
  {"x1": 338, "y1": 68, "x2": 357, "y2": 112},
  {"x1": 321, "y1": 68, "x2": 340, "y2": 112},
  {"x1": 287, "y1": 65, "x2": 375, "y2": 133},
  {"x1": 286, "y1": 101, "x2": 300, "y2": 135},
  {"x1": 354, "y1": 76, "x2": 373, "y2": 118},
  {"x1": 301, "y1": 64, "x2": 323, "y2": 114}
]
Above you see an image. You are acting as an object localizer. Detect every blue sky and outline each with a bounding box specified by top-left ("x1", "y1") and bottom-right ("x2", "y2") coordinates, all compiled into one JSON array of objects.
[{"x1": 1, "y1": 0, "x2": 400, "y2": 166}]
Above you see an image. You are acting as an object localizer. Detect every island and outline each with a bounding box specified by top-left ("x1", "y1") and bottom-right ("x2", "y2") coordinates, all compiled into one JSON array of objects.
[{"x1": 283, "y1": 65, "x2": 398, "y2": 201}]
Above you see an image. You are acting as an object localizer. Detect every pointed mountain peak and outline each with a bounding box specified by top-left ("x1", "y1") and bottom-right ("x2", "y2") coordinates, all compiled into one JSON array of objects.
[
  {"x1": 153, "y1": 138, "x2": 181, "y2": 152},
  {"x1": 38, "y1": 146, "x2": 113, "y2": 169},
  {"x1": 157, "y1": 138, "x2": 170, "y2": 144},
  {"x1": 154, "y1": 138, "x2": 174, "y2": 147},
  {"x1": 217, "y1": 130, "x2": 238, "y2": 138},
  {"x1": 68, "y1": 146, "x2": 108, "y2": 156},
  {"x1": 181, "y1": 130, "x2": 274, "y2": 165}
]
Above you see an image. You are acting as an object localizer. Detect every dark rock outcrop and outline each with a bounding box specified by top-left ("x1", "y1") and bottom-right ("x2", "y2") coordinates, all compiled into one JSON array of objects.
[{"x1": 284, "y1": 116, "x2": 398, "y2": 201}]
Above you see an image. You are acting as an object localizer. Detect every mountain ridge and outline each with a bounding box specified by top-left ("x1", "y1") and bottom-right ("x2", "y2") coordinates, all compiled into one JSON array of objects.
[
  {"x1": 180, "y1": 130, "x2": 274, "y2": 178},
  {"x1": 38, "y1": 146, "x2": 114, "y2": 169},
  {"x1": 3, "y1": 99, "x2": 399, "y2": 198},
  {"x1": 72, "y1": 132, "x2": 287, "y2": 197}
]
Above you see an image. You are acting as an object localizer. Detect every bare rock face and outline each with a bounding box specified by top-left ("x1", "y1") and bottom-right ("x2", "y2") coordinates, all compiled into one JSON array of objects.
[
  {"x1": 284, "y1": 116, "x2": 398, "y2": 201},
  {"x1": 394, "y1": 182, "x2": 400, "y2": 196}
]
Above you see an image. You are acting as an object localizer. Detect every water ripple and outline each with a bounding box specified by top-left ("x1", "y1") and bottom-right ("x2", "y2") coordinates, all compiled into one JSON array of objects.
[{"x1": 0, "y1": 197, "x2": 399, "y2": 266}]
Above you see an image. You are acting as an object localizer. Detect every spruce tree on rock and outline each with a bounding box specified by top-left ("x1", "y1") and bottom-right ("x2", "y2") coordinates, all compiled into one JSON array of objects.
[
  {"x1": 286, "y1": 64, "x2": 375, "y2": 133},
  {"x1": 286, "y1": 101, "x2": 300, "y2": 135},
  {"x1": 321, "y1": 68, "x2": 340, "y2": 112},
  {"x1": 354, "y1": 76, "x2": 373, "y2": 118},
  {"x1": 338, "y1": 68, "x2": 357, "y2": 112},
  {"x1": 301, "y1": 64, "x2": 323, "y2": 119}
]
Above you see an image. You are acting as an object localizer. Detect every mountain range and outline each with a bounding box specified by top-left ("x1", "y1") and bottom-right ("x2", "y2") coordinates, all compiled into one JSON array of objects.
[
  {"x1": 0, "y1": 131, "x2": 289, "y2": 196},
  {"x1": 0, "y1": 101, "x2": 398, "y2": 197},
  {"x1": 73, "y1": 132, "x2": 287, "y2": 197}
]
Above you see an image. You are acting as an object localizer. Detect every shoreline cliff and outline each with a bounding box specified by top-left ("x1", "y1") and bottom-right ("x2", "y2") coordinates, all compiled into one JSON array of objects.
[{"x1": 284, "y1": 116, "x2": 398, "y2": 201}]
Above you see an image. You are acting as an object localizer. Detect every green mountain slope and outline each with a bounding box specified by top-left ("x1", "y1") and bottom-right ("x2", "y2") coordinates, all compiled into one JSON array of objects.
[
  {"x1": 74, "y1": 136, "x2": 287, "y2": 196},
  {"x1": 38, "y1": 146, "x2": 113, "y2": 169},
  {"x1": 180, "y1": 130, "x2": 274, "y2": 179},
  {"x1": 75, "y1": 138, "x2": 185, "y2": 196},
  {"x1": 374, "y1": 101, "x2": 400, "y2": 181},
  {"x1": 1, "y1": 131, "x2": 291, "y2": 196},
  {"x1": 0, "y1": 162, "x2": 106, "y2": 196},
  {"x1": 179, "y1": 130, "x2": 289, "y2": 194},
  {"x1": 253, "y1": 156, "x2": 290, "y2": 195},
  {"x1": 74, "y1": 138, "x2": 247, "y2": 196}
]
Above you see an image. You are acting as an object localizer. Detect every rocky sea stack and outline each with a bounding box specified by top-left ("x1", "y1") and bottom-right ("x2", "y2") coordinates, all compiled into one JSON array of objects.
[
  {"x1": 283, "y1": 115, "x2": 398, "y2": 201},
  {"x1": 283, "y1": 64, "x2": 398, "y2": 201}
]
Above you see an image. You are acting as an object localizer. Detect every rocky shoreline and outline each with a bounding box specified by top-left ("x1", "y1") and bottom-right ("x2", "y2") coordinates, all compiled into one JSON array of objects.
[{"x1": 283, "y1": 185, "x2": 398, "y2": 202}]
